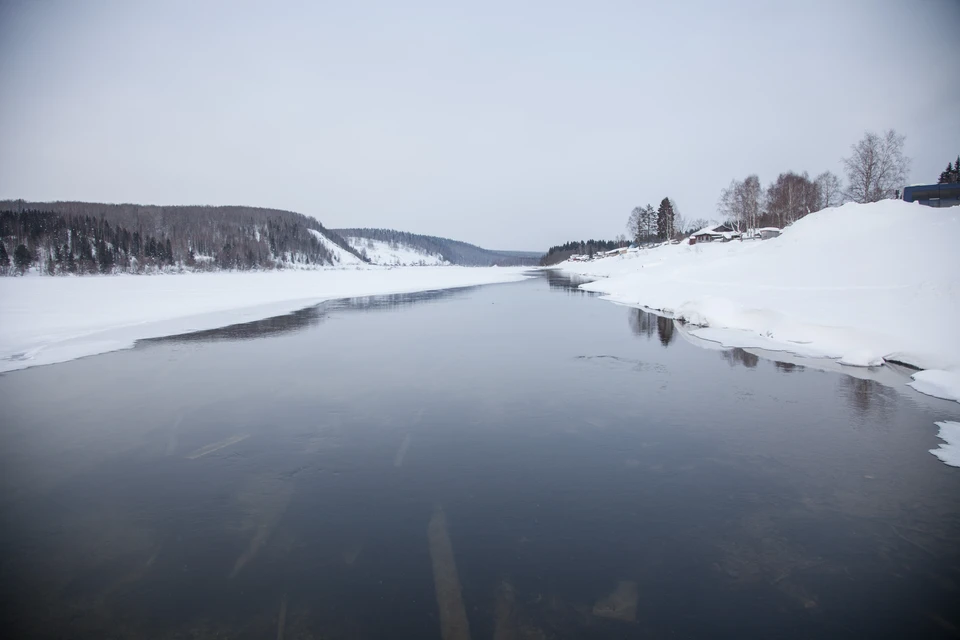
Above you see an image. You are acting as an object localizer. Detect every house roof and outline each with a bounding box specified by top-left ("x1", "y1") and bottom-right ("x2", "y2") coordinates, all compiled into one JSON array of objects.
[
  {"x1": 691, "y1": 227, "x2": 721, "y2": 237},
  {"x1": 691, "y1": 222, "x2": 736, "y2": 237}
]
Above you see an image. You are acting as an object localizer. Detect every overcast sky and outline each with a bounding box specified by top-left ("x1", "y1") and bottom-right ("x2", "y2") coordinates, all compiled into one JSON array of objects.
[{"x1": 1, "y1": 1, "x2": 957, "y2": 250}]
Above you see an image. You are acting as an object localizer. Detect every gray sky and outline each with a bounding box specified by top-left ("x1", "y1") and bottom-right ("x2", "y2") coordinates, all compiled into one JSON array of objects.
[{"x1": 1, "y1": 0, "x2": 957, "y2": 250}]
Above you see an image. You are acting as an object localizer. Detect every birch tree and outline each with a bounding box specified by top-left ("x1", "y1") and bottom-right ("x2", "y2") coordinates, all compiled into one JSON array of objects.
[
  {"x1": 842, "y1": 130, "x2": 909, "y2": 203},
  {"x1": 766, "y1": 172, "x2": 819, "y2": 227},
  {"x1": 814, "y1": 171, "x2": 843, "y2": 210}
]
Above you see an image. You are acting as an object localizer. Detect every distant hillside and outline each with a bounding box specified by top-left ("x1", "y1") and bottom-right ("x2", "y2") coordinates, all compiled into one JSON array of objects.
[
  {"x1": 0, "y1": 200, "x2": 366, "y2": 274},
  {"x1": 343, "y1": 235, "x2": 450, "y2": 267},
  {"x1": 334, "y1": 228, "x2": 540, "y2": 267}
]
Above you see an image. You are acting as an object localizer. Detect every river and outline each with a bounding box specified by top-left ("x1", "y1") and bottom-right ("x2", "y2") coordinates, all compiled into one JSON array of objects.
[{"x1": 1, "y1": 271, "x2": 958, "y2": 638}]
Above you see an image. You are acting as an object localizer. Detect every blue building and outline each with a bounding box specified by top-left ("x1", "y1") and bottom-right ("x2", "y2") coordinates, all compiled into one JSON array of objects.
[{"x1": 902, "y1": 183, "x2": 960, "y2": 208}]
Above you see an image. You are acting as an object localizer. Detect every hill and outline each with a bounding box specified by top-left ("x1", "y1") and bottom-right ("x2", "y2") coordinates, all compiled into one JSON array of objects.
[
  {"x1": 334, "y1": 228, "x2": 540, "y2": 267},
  {"x1": 0, "y1": 200, "x2": 366, "y2": 274}
]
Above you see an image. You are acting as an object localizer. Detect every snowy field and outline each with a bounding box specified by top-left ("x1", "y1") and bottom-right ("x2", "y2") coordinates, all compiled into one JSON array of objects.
[
  {"x1": 345, "y1": 237, "x2": 449, "y2": 266},
  {"x1": 560, "y1": 200, "x2": 960, "y2": 404},
  {"x1": 0, "y1": 267, "x2": 529, "y2": 372}
]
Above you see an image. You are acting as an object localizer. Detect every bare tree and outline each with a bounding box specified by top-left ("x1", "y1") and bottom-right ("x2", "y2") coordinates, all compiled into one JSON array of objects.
[
  {"x1": 719, "y1": 176, "x2": 762, "y2": 232},
  {"x1": 718, "y1": 180, "x2": 739, "y2": 228},
  {"x1": 627, "y1": 206, "x2": 643, "y2": 243},
  {"x1": 842, "y1": 130, "x2": 909, "y2": 203},
  {"x1": 741, "y1": 175, "x2": 762, "y2": 232},
  {"x1": 673, "y1": 212, "x2": 687, "y2": 237},
  {"x1": 766, "y1": 171, "x2": 819, "y2": 227},
  {"x1": 814, "y1": 171, "x2": 843, "y2": 210},
  {"x1": 669, "y1": 199, "x2": 684, "y2": 237}
]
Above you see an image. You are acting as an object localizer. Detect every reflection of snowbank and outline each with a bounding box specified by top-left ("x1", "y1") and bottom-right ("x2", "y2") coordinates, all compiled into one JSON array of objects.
[
  {"x1": 0, "y1": 267, "x2": 528, "y2": 372},
  {"x1": 674, "y1": 319, "x2": 940, "y2": 403},
  {"x1": 930, "y1": 422, "x2": 960, "y2": 467},
  {"x1": 562, "y1": 200, "x2": 960, "y2": 402}
]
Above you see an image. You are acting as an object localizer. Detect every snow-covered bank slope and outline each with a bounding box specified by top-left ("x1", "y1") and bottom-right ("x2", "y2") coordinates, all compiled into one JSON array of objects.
[
  {"x1": 0, "y1": 267, "x2": 529, "y2": 372},
  {"x1": 562, "y1": 201, "x2": 960, "y2": 402},
  {"x1": 307, "y1": 229, "x2": 365, "y2": 266},
  {"x1": 345, "y1": 237, "x2": 449, "y2": 266}
]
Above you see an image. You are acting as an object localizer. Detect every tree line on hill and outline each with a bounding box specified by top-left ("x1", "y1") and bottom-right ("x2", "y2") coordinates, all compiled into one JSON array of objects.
[
  {"x1": 0, "y1": 201, "x2": 364, "y2": 275},
  {"x1": 333, "y1": 228, "x2": 540, "y2": 266},
  {"x1": 539, "y1": 239, "x2": 626, "y2": 265}
]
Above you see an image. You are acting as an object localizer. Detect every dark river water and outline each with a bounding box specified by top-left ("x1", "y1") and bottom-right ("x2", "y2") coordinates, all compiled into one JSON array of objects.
[{"x1": 2, "y1": 271, "x2": 959, "y2": 639}]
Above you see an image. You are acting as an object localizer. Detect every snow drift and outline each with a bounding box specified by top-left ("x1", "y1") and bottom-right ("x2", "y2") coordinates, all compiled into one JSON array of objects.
[
  {"x1": 930, "y1": 421, "x2": 960, "y2": 467},
  {"x1": 561, "y1": 200, "x2": 960, "y2": 403}
]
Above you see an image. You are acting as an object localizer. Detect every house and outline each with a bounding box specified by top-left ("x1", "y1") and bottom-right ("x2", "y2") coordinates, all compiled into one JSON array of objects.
[
  {"x1": 902, "y1": 183, "x2": 960, "y2": 208},
  {"x1": 690, "y1": 223, "x2": 739, "y2": 243}
]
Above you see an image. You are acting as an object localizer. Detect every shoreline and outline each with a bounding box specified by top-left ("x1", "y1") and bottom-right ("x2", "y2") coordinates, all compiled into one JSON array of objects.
[{"x1": 0, "y1": 267, "x2": 531, "y2": 373}]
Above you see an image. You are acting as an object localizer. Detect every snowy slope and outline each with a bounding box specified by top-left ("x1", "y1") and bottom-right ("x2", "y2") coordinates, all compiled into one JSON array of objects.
[
  {"x1": 307, "y1": 229, "x2": 365, "y2": 266},
  {"x1": 346, "y1": 237, "x2": 449, "y2": 266},
  {"x1": 561, "y1": 200, "x2": 960, "y2": 403},
  {"x1": 0, "y1": 267, "x2": 529, "y2": 372}
]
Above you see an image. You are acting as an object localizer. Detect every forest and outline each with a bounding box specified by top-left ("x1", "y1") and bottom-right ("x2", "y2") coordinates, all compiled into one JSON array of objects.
[
  {"x1": 0, "y1": 201, "x2": 364, "y2": 275},
  {"x1": 333, "y1": 228, "x2": 540, "y2": 266},
  {"x1": 539, "y1": 239, "x2": 625, "y2": 266}
]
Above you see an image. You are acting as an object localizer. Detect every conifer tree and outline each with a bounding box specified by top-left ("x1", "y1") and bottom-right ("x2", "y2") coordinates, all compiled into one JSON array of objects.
[
  {"x1": 939, "y1": 162, "x2": 953, "y2": 184},
  {"x1": 13, "y1": 244, "x2": 32, "y2": 274}
]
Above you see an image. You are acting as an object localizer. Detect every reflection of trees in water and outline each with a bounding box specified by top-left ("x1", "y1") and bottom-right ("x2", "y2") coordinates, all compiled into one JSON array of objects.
[
  {"x1": 773, "y1": 361, "x2": 804, "y2": 373},
  {"x1": 330, "y1": 288, "x2": 463, "y2": 312},
  {"x1": 145, "y1": 288, "x2": 464, "y2": 345},
  {"x1": 721, "y1": 348, "x2": 759, "y2": 369},
  {"x1": 146, "y1": 305, "x2": 329, "y2": 344},
  {"x1": 841, "y1": 376, "x2": 888, "y2": 416},
  {"x1": 544, "y1": 270, "x2": 597, "y2": 294},
  {"x1": 656, "y1": 316, "x2": 675, "y2": 346},
  {"x1": 628, "y1": 308, "x2": 677, "y2": 346},
  {"x1": 628, "y1": 308, "x2": 657, "y2": 339}
]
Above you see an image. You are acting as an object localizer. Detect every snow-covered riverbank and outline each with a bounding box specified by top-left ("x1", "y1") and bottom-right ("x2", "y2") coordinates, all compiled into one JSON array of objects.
[
  {"x1": 560, "y1": 200, "x2": 960, "y2": 403},
  {"x1": 0, "y1": 267, "x2": 530, "y2": 372}
]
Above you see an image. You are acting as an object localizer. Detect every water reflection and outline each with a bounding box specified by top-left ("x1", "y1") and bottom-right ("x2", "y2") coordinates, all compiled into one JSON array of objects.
[
  {"x1": 656, "y1": 315, "x2": 675, "y2": 346},
  {"x1": 721, "y1": 348, "x2": 760, "y2": 369},
  {"x1": 144, "y1": 288, "x2": 466, "y2": 345},
  {"x1": 145, "y1": 304, "x2": 329, "y2": 343},
  {"x1": 3, "y1": 273, "x2": 960, "y2": 638},
  {"x1": 628, "y1": 307, "x2": 656, "y2": 339},
  {"x1": 840, "y1": 376, "x2": 891, "y2": 416},
  {"x1": 628, "y1": 308, "x2": 676, "y2": 346},
  {"x1": 773, "y1": 361, "x2": 804, "y2": 373},
  {"x1": 328, "y1": 287, "x2": 464, "y2": 313},
  {"x1": 543, "y1": 269, "x2": 599, "y2": 294}
]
